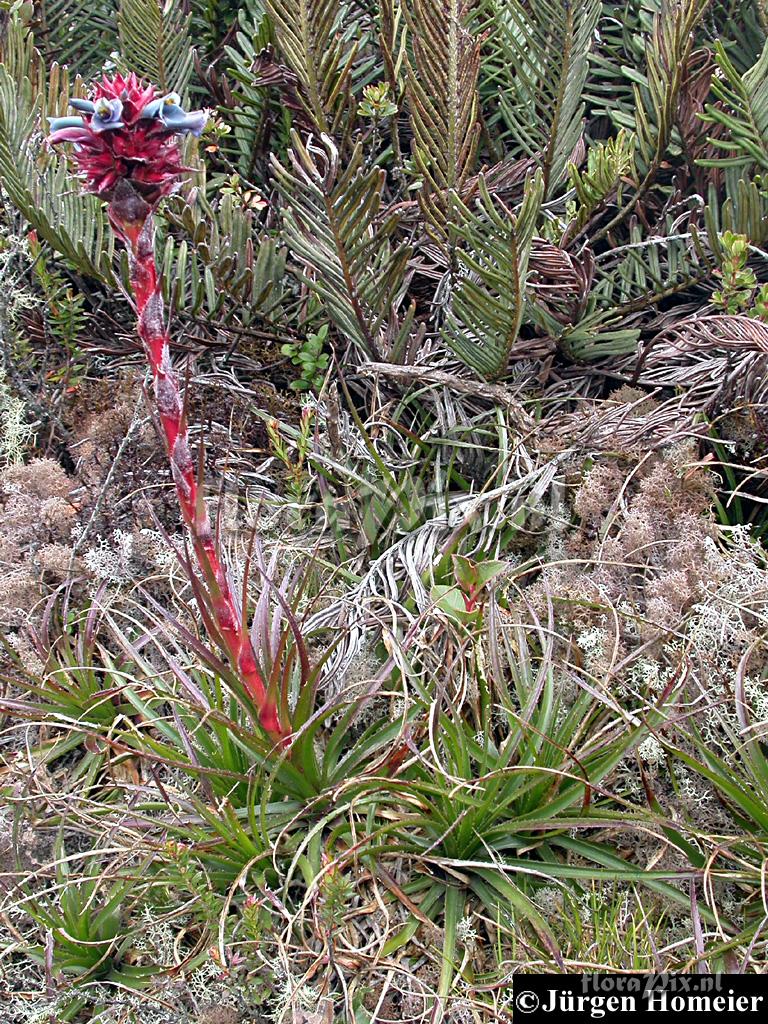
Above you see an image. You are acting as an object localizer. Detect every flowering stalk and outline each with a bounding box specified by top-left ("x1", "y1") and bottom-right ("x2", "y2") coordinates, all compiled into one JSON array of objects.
[{"x1": 50, "y1": 75, "x2": 287, "y2": 742}]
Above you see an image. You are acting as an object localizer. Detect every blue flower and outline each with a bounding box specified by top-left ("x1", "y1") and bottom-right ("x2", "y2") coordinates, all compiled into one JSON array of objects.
[
  {"x1": 91, "y1": 97, "x2": 124, "y2": 132},
  {"x1": 140, "y1": 93, "x2": 208, "y2": 136},
  {"x1": 140, "y1": 92, "x2": 180, "y2": 120},
  {"x1": 47, "y1": 115, "x2": 86, "y2": 132},
  {"x1": 165, "y1": 108, "x2": 208, "y2": 136}
]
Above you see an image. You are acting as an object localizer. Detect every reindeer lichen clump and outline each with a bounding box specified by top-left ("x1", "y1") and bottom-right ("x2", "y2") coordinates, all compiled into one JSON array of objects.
[{"x1": 49, "y1": 76, "x2": 287, "y2": 742}]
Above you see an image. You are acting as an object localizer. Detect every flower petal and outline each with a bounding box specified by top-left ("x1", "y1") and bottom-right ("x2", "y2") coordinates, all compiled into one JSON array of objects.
[
  {"x1": 49, "y1": 127, "x2": 94, "y2": 144},
  {"x1": 140, "y1": 98, "x2": 164, "y2": 119},
  {"x1": 47, "y1": 115, "x2": 85, "y2": 132},
  {"x1": 141, "y1": 92, "x2": 181, "y2": 120},
  {"x1": 167, "y1": 109, "x2": 208, "y2": 137},
  {"x1": 69, "y1": 98, "x2": 96, "y2": 114}
]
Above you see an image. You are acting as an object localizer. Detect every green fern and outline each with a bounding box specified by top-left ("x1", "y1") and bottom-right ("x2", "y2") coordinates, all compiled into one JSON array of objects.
[
  {"x1": 702, "y1": 1, "x2": 768, "y2": 73},
  {"x1": 264, "y1": 0, "x2": 357, "y2": 135},
  {"x1": 594, "y1": 217, "x2": 710, "y2": 310},
  {"x1": 271, "y1": 132, "x2": 412, "y2": 360},
  {"x1": 117, "y1": 0, "x2": 194, "y2": 93},
  {"x1": 406, "y1": 0, "x2": 480, "y2": 249},
  {"x1": 629, "y1": 0, "x2": 710, "y2": 173},
  {"x1": 593, "y1": 0, "x2": 710, "y2": 241},
  {"x1": 158, "y1": 185, "x2": 288, "y2": 323},
  {"x1": 700, "y1": 37, "x2": 768, "y2": 171},
  {"x1": 223, "y1": 5, "x2": 275, "y2": 177},
  {"x1": 584, "y1": 0, "x2": 653, "y2": 130},
  {"x1": 704, "y1": 168, "x2": 768, "y2": 252},
  {"x1": 444, "y1": 170, "x2": 544, "y2": 379},
  {"x1": 567, "y1": 129, "x2": 636, "y2": 232},
  {"x1": 0, "y1": 21, "x2": 112, "y2": 280},
  {"x1": 478, "y1": 0, "x2": 600, "y2": 197},
  {"x1": 32, "y1": 0, "x2": 118, "y2": 77},
  {"x1": 188, "y1": 0, "x2": 246, "y2": 56}
]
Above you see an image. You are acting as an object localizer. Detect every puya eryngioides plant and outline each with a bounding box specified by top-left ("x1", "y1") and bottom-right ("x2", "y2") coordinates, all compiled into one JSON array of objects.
[{"x1": 48, "y1": 76, "x2": 287, "y2": 742}]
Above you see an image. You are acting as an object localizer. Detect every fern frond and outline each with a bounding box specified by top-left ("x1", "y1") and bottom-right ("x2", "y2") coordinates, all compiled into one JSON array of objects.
[
  {"x1": 32, "y1": 0, "x2": 117, "y2": 77},
  {"x1": 479, "y1": 0, "x2": 599, "y2": 197},
  {"x1": 0, "y1": 22, "x2": 112, "y2": 280},
  {"x1": 117, "y1": 0, "x2": 194, "y2": 93},
  {"x1": 703, "y1": 169, "x2": 768, "y2": 255},
  {"x1": 593, "y1": 218, "x2": 710, "y2": 309},
  {"x1": 700, "y1": 37, "x2": 768, "y2": 171},
  {"x1": 264, "y1": 0, "x2": 356, "y2": 135},
  {"x1": 380, "y1": 0, "x2": 408, "y2": 93},
  {"x1": 159, "y1": 186, "x2": 288, "y2": 322},
  {"x1": 567, "y1": 129, "x2": 636, "y2": 233},
  {"x1": 631, "y1": 0, "x2": 710, "y2": 173},
  {"x1": 223, "y1": 5, "x2": 274, "y2": 178},
  {"x1": 444, "y1": 171, "x2": 544, "y2": 379},
  {"x1": 584, "y1": 0, "x2": 651, "y2": 128},
  {"x1": 271, "y1": 133, "x2": 412, "y2": 360},
  {"x1": 702, "y1": 1, "x2": 767, "y2": 73},
  {"x1": 188, "y1": 0, "x2": 245, "y2": 56},
  {"x1": 406, "y1": 0, "x2": 481, "y2": 249},
  {"x1": 550, "y1": 310, "x2": 642, "y2": 362},
  {"x1": 592, "y1": 0, "x2": 710, "y2": 242},
  {"x1": 638, "y1": 313, "x2": 768, "y2": 410}
]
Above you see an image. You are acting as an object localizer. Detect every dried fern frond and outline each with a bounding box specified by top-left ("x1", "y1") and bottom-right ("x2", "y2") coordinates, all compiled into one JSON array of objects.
[
  {"x1": 305, "y1": 458, "x2": 558, "y2": 687},
  {"x1": 528, "y1": 240, "x2": 595, "y2": 329},
  {"x1": 271, "y1": 133, "x2": 413, "y2": 361},
  {"x1": 406, "y1": 0, "x2": 481, "y2": 251},
  {"x1": 551, "y1": 389, "x2": 712, "y2": 452},
  {"x1": 638, "y1": 314, "x2": 768, "y2": 411}
]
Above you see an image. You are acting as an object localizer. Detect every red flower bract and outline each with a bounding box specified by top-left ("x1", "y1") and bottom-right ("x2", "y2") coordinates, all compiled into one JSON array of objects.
[
  {"x1": 92, "y1": 72, "x2": 156, "y2": 121},
  {"x1": 49, "y1": 73, "x2": 189, "y2": 202}
]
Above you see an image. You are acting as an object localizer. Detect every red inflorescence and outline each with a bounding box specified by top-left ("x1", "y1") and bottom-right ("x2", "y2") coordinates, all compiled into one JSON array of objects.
[{"x1": 48, "y1": 73, "x2": 193, "y2": 201}]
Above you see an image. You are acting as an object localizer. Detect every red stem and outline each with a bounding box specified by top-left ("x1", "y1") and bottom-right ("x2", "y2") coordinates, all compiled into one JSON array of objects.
[{"x1": 111, "y1": 200, "x2": 288, "y2": 743}]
